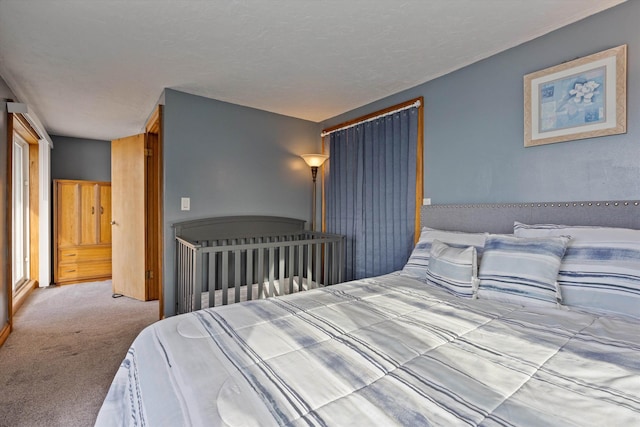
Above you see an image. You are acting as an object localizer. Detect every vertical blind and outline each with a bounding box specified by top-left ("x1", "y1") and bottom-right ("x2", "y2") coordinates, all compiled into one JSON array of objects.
[{"x1": 324, "y1": 105, "x2": 419, "y2": 281}]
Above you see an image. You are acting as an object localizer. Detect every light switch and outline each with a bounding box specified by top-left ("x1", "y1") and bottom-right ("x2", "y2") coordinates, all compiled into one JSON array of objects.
[
  {"x1": 181, "y1": 197, "x2": 190, "y2": 211},
  {"x1": 423, "y1": 198, "x2": 431, "y2": 205}
]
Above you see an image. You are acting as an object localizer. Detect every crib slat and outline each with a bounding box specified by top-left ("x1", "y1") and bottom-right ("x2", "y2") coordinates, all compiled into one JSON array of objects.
[
  {"x1": 187, "y1": 244, "x2": 192, "y2": 311},
  {"x1": 177, "y1": 241, "x2": 183, "y2": 313},
  {"x1": 338, "y1": 238, "x2": 344, "y2": 283},
  {"x1": 314, "y1": 243, "x2": 321, "y2": 290},
  {"x1": 306, "y1": 242, "x2": 313, "y2": 288},
  {"x1": 208, "y1": 252, "x2": 218, "y2": 307},
  {"x1": 332, "y1": 241, "x2": 337, "y2": 285},
  {"x1": 193, "y1": 249, "x2": 203, "y2": 311},
  {"x1": 297, "y1": 242, "x2": 304, "y2": 290},
  {"x1": 221, "y1": 251, "x2": 229, "y2": 306},
  {"x1": 182, "y1": 242, "x2": 188, "y2": 313},
  {"x1": 268, "y1": 247, "x2": 275, "y2": 298},
  {"x1": 278, "y1": 244, "x2": 285, "y2": 296},
  {"x1": 257, "y1": 246, "x2": 264, "y2": 299},
  {"x1": 323, "y1": 241, "x2": 329, "y2": 286},
  {"x1": 234, "y1": 250, "x2": 241, "y2": 303},
  {"x1": 246, "y1": 247, "x2": 253, "y2": 301},
  {"x1": 288, "y1": 241, "x2": 295, "y2": 293}
]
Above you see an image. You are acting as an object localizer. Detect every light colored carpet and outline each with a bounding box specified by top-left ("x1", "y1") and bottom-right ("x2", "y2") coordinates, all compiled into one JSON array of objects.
[{"x1": 0, "y1": 280, "x2": 159, "y2": 427}]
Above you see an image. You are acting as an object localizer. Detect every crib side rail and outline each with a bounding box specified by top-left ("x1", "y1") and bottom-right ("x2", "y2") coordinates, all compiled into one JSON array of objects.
[{"x1": 175, "y1": 236, "x2": 203, "y2": 314}]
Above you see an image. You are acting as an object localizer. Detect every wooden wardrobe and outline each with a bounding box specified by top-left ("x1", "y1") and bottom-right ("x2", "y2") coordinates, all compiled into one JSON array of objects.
[{"x1": 53, "y1": 179, "x2": 112, "y2": 285}]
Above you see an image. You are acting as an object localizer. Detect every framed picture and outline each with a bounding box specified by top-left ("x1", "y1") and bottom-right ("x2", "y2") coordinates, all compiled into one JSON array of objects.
[{"x1": 524, "y1": 44, "x2": 627, "y2": 147}]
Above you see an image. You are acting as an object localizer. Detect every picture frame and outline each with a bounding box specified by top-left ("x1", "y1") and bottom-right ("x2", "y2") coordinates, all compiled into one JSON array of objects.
[{"x1": 524, "y1": 44, "x2": 627, "y2": 147}]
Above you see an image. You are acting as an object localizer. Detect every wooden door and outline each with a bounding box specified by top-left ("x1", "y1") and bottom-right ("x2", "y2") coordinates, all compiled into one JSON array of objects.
[{"x1": 111, "y1": 134, "x2": 147, "y2": 300}]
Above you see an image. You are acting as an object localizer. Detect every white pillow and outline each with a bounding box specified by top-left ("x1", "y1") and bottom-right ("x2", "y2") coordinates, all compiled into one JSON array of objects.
[
  {"x1": 478, "y1": 234, "x2": 570, "y2": 308},
  {"x1": 514, "y1": 222, "x2": 640, "y2": 318},
  {"x1": 401, "y1": 228, "x2": 486, "y2": 281},
  {"x1": 426, "y1": 240, "x2": 478, "y2": 298}
]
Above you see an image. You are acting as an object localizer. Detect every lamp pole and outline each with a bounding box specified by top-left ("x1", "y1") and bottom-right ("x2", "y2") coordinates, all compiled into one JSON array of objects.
[
  {"x1": 310, "y1": 166, "x2": 318, "y2": 231},
  {"x1": 300, "y1": 154, "x2": 329, "y2": 232}
]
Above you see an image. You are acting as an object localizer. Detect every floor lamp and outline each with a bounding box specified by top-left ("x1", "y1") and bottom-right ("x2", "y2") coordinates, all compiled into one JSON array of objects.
[{"x1": 300, "y1": 154, "x2": 329, "y2": 231}]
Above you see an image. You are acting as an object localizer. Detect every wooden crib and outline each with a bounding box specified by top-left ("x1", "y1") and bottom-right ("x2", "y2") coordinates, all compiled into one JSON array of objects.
[{"x1": 174, "y1": 216, "x2": 345, "y2": 314}]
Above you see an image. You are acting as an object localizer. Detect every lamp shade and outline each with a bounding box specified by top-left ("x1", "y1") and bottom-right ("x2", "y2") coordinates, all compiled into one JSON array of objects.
[{"x1": 300, "y1": 154, "x2": 329, "y2": 168}]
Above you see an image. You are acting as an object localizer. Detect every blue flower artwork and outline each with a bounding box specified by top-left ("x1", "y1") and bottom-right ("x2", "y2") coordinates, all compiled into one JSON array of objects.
[{"x1": 538, "y1": 66, "x2": 606, "y2": 133}]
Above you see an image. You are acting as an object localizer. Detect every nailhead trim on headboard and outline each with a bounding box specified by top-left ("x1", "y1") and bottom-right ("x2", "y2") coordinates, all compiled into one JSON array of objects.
[
  {"x1": 421, "y1": 200, "x2": 640, "y2": 234},
  {"x1": 424, "y1": 201, "x2": 640, "y2": 208}
]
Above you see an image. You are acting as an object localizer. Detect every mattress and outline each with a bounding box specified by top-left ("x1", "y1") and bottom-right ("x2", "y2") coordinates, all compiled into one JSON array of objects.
[{"x1": 96, "y1": 273, "x2": 640, "y2": 426}]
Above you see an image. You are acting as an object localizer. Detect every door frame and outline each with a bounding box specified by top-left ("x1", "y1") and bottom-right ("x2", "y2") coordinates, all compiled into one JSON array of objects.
[
  {"x1": 145, "y1": 105, "x2": 164, "y2": 318},
  {"x1": 110, "y1": 106, "x2": 163, "y2": 316}
]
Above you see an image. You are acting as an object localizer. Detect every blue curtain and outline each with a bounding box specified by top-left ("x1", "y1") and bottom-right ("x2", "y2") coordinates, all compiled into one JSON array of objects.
[{"x1": 325, "y1": 106, "x2": 418, "y2": 281}]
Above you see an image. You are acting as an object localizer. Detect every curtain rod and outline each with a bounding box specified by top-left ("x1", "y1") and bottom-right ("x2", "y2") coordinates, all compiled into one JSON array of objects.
[{"x1": 321, "y1": 99, "x2": 421, "y2": 138}]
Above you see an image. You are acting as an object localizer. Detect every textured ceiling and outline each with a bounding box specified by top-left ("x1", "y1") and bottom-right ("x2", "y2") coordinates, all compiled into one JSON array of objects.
[{"x1": 0, "y1": 0, "x2": 626, "y2": 141}]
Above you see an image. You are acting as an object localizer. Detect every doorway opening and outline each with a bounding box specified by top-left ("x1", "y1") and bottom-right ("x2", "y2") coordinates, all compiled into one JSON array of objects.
[{"x1": 110, "y1": 105, "x2": 164, "y2": 319}]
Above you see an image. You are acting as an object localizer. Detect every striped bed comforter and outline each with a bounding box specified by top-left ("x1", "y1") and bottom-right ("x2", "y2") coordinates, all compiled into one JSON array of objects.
[{"x1": 95, "y1": 273, "x2": 640, "y2": 426}]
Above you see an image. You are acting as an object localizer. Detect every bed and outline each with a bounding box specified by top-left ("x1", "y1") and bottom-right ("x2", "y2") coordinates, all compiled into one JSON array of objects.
[{"x1": 96, "y1": 201, "x2": 640, "y2": 426}]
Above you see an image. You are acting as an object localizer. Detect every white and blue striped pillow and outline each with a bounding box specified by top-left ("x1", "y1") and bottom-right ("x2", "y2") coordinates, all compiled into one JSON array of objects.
[
  {"x1": 401, "y1": 228, "x2": 487, "y2": 281},
  {"x1": 514, "y1": 222, "x2": 640, "y2": 318},
  {"x1": 426, "y1": 240, "x2": 478, "y2": 298},
  {"x1": 478, "y1": 234, "x2": 570, "y2": 307}
]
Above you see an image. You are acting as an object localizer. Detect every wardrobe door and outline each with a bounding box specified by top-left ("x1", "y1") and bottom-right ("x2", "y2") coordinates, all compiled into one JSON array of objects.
[
  {"x1": 98, "y1": 183, "x2": 112, "y2": 245},
  {"x1": 56, "y1": 181, "x2": 80, "y2": 247},
  {"x1": 80, "y1": 183, "x2": 97, "y2": 245}
]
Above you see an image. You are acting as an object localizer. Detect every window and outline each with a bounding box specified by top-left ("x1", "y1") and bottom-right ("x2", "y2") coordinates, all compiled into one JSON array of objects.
[{"x1": 12, "y1": 133, "x2": 30, "y2": 291}]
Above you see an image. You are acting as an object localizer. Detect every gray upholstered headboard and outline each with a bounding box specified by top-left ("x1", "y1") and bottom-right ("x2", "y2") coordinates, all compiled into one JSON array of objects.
[
  {"x1": 421, "y1": 200, "x2": 640, "y2": 234},
  {"x1": 173, "y1": 215, "x2": 306, "y2": 242}
]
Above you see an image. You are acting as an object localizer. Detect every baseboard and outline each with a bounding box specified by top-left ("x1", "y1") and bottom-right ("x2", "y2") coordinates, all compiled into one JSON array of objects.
[
  {"x1": 12, "y1": 279, "x2": 38, "y2": 315},
  {"x1": 0, "y1": 322, "x2": 10, "y2": 347}
]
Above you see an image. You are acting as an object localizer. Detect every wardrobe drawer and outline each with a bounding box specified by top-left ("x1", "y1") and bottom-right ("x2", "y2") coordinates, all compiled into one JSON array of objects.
[
  {"x1": 57, "y1": 261, "x2": 112, "y2": 281},
  {"x1": 58, "y1": 246, "x2": 111, "y2": 264}
]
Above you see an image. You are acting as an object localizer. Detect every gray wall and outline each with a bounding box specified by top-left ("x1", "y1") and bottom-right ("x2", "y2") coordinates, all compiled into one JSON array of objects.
[
  {"x1": 321, "y1": 1, "x2": 639, "y2": 204},
  {"x1": 51, "y1": 135, "x2": 111, "y2": 182},
  {"x1": 162, "y1": 89, "x2": 321, "y2": 316},
  {"x1": 0, "y1": 76, "x2": 16, "y2": 333}
]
